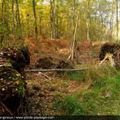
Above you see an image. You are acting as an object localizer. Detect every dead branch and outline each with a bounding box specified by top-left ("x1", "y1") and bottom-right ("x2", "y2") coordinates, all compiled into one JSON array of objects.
[
  {"x1": 0, "y1": 101, "x2": 13, "y2": 115},
  {"x1": 37, "y1": 72, "x2": 52, "y2": 80},
  {"x1": 25, "y1": 68, "x2": 88, "y2": 72}
]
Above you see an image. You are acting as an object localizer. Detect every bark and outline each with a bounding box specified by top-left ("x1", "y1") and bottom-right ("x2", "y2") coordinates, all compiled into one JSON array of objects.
[{"x1": 32, "y1": 0, "x2": 38, "y2": 39}]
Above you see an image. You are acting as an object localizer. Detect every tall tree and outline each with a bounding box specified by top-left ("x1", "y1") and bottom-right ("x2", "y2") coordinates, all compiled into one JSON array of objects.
[
  {"x1": 12, "y1": 0, "x2": 15, "y2": 33},
  {"x1": 15, "y1": 0, "x2": 22, "y2": 38},
  {"x1": 50, "y1": 0, "x2": 59, "y2": 39},
  {"x1": 15, "y1": 0, "x2": 21, "y2": 28},
  {"x1": 116, "y1": 0, "x2": 119, "y2": 41},
  {"x1": 32, "y1": 0, "x2": 38, "y2": 39},
  {"x1": 0, "y1": 0, "x2": 5, "y2": 43}
]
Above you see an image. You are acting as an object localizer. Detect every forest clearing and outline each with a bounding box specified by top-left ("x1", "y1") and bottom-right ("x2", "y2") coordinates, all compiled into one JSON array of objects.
[{"x1": 1, "y1": 0, "x2": 120, "y2": 118}]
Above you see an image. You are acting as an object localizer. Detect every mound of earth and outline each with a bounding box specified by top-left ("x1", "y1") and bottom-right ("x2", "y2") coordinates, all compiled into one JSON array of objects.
[{"x1": 35, "y1": 56, "x2": 73, "y2": 69}]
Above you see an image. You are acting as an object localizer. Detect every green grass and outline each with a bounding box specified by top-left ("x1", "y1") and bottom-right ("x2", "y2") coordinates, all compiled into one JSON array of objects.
[
  {"x1": 64, "y1": 64, "x2": 118, "y2": 82},
  {"x1": 80, "y1": 74, "x2": 120, "y2": 115},
  {"x1": 17, "y1": 80, "x2": 26, "y2": 97},
  {"x1": 83, "y1": 70, "x2": 120, "y2": 115},
  {"x1": 54, "y1": 95, "x2": 85, "y2": 115},
  {"x1": 65, "y1": 71, "x2": 86, "y2": 81},
  {"x1": 54, "y1": 65, "x2": 120, "y2": 115}
]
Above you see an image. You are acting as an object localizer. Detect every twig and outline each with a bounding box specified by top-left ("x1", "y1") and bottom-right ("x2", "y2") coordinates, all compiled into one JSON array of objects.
[
  {"x1": 0, "y1": 101, "x2": 13, "y2": 115},
  {"x1": 38, "y1": 72, "x2": 52, "y2": 80}
]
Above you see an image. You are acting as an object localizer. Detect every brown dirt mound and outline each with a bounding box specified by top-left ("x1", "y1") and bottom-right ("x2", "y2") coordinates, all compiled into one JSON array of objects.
[{"x1": 35, "y1": 56, "x2": 73, "y2": 70}]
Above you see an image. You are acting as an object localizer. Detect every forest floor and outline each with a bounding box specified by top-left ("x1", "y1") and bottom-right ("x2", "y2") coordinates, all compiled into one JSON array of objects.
[
  {"x1": 24, "y1": 38, "x2": 120, "y2": 115},
  {"x1": 24, "y1": 38, "x2": 89, "y2": 115}
]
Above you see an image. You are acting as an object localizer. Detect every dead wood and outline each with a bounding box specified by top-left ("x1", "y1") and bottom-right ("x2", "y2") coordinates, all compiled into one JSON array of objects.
[{"x1": 0, "y1": 66, "x2": 26, "y2": 115}]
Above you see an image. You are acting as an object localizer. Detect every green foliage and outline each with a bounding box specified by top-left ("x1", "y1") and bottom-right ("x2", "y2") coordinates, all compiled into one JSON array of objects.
[
  {"x1": 86, "y1": 65, "x2": 118, "y2": 81},
  {"x1": 17, "y1": 80, "x2": 26, "y2": 97},
  {"x1": 0, "y1": 0, "x2": 115, "y2": 42},
  {"x1": 78, "y1": 67, "x2": 120, "y2": 115},
  {"x1": 65, "y1": 71, "x2": 86, "y2": 81},
  {"x1": 65, "y1": 65, "x2": 118, "y2": 82},
  {"x1": 54, "y1": 95, "x2": 85, "y2": 115},
  {"x1": 55, "y1": 65, "x2": 120, "y2": 115}
]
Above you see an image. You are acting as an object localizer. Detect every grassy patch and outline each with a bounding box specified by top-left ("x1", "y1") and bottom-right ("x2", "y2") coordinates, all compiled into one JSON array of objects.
[
  {"x1": 78, "y1": 68, "x2": 120, "y2": 115},
  {"x1": 54, "y1": 65, "x2": 120, "y2": 115},
  {"x1": 54, "y1": 95, "x2": 85, "y2": 115},
  {"x1": 65, "y1": 71, "x2": 86, "y2": 81}
]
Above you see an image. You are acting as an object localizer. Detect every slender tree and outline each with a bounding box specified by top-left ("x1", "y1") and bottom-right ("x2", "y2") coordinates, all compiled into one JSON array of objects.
[
  {"x1": 116, "y1": 0, "x2": 119, "y2": 41},
  {"x1": 15, "y1": 0, "x2": 21, "y2": 28},
  {"x1": 12, "y1": 0, "x2": 15, "y2": 33},
  {"x1": 1, "y1": 0, "x2": 5, "y2": 43},
  {"x1": 50, "y1": 0, "x2": 59, "y2": 39},
  {"x1": 32, "y1": 0, "x2": 38, "y2": 39}
]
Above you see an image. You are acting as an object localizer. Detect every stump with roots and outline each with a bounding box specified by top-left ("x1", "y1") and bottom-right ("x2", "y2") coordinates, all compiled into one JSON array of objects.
[
  {"x1": 35, "y1": 57, "x2": 58, "y2": 69},
  {"x1": 0, "y1": 66, "x2": 27, "y2": 116},
  {"x1": 113, "y1": 49, "x2": 120, "y2": 69},
  {"x1": 98, "y1": 42, "x2": 120, "y2": 69},
  {"x1": 99, "y1": 42, "x2": 120, "y2": 61}
]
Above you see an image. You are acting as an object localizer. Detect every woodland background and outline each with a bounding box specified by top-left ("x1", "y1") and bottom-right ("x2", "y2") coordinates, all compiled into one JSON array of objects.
[
  {"x1": 1, "y1": 0, "x2": 120, "y2": 116},
  {"x1": 0, "y1": 0, "x2": 120, "y2": 45}
]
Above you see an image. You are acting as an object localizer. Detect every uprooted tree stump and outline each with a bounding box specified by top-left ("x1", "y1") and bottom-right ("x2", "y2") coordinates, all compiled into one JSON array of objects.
[
  {"x1": 35, "y1": 57, "x2": 58, "y2": 69},
  {"x1": 99, "y1": 42, "x2": 120, "y2": 61},
  {"x1": 98, "y1": 42, "x2": 120, "y2": 68},
  {"x1": 113, "y1": 49, "x2": 120, "y2": 69},
  {"x1": 0, "y1": 66, "x2": 26, "y2": 116},
  {"x1": 35, "y1": 56, "x2": 73, "y2": 69}
]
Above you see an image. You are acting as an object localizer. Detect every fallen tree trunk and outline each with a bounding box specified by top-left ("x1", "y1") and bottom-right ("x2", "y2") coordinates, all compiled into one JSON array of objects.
[{"x1": 25, "y1": 68, "x2": 88, "y2": 72}]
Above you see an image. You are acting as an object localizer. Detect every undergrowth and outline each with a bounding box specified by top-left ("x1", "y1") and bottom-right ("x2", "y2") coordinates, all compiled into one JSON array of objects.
[
  {"x1": 65, "y1": 71, "x2": 86, "y2": 81},
  {"x1": 54, "y1": 65, "x2": 120, "y2": 115},
  {"x1": 54, "y1": 95, "x2": 85, "y2": 115}
]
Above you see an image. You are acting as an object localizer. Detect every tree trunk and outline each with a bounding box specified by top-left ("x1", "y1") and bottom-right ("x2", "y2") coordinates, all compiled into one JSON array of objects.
[
  {"x1": 15, "y1": 0, "x2": 22, "y2": 37},
  {"x1": 12, "y1": 0, "x2": 15, "y2": 33},
  {"x1": 86, "y1": 0, "x2": 90, "y2": 41},
  {"x1": 15, "y1": 0, "x2": 21, "y2": 28},
  {"x1": 116, "y1": 0, "x2": 119, "y2": 41},
  {"x1": 50, "y1": 0, "x2": 58, "y2": 39},
  {"x1": 0, "y1": 0, "x2": 5, "y2": 44},
  {"x1": 32, "y1": 0, "x2": 38, "y2": 40}
]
